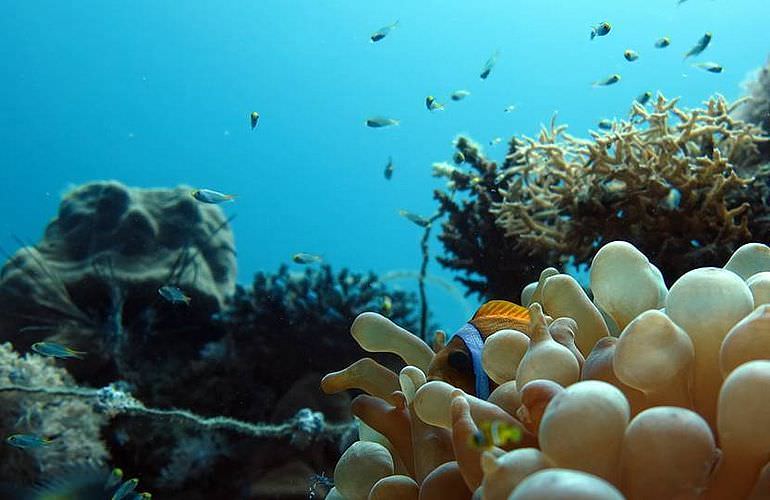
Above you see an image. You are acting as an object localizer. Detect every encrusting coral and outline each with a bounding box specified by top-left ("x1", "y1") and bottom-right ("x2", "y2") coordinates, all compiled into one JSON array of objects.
[
  {"x1": 322, "y1": 239, "x2": 770, "y2": 499},
  {"x1": 433, "y1": 94, "x2": 770, "y2": 300},
  {"x1": 0, "y1": 342, "x2": 108, "y2": 483}
]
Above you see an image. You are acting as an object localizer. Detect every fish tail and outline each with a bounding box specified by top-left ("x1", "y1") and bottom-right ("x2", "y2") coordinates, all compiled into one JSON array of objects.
[
  {"x1": 69, "y1": 350, "x2": 86, "y2": 360},
  {"x1": 590, "y1": 29, "x2": 596, "y2": 40}
]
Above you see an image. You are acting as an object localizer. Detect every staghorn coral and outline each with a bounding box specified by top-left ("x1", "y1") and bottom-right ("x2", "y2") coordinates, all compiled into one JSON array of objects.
[
  {"x1": 321, "y1": 240, "x2": 770, "y2": 500},
  {"x1": 433, "y1": 94, "x2": 770, "y2": 299},
  {"x1": 0, "y1": 342, "x2": 108, "y2": 484}
]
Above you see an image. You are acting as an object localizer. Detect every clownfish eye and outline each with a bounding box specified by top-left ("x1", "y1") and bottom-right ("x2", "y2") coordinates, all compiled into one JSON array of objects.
[{"x1": 448, "y1": 350, "x2": 473, "y2": 372}]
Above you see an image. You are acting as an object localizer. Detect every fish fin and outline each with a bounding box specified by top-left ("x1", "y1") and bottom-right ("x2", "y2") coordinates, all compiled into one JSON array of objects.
[
  {"x1": 472, "y1": 300, "x2": 530, "y2": 321},
  {"x1": 67, "y1": 348, "x2": 86, "y2": 360}
]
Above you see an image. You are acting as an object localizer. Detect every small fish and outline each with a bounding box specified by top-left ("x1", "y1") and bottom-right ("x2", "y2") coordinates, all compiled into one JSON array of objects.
[
  {"x1": 398, "y1": 210, "x2": 430, "y2": 228},
  {"x1": 381, "y1": 296, "x2": 393, "y2": 316},
  {"x1": 370, "y1": 20, "x2": 399, "y2": 43},
  {"x1": 503, "y1": 105, "x2": 516, "y2": 113},
  {"x1": 131, "y1": 494, "x2": 152, "y2": 500},
  {"x1": 158, "y1": 285, "x2": 191, "y2": 305},
  {"x1": 106, "y1": 468, "x2": 124, "y2": 490},
  {"x1": 453, "y1": 151, "x2": 465, "y2": 164},
  {"x1": 635, "y1": 91, "x2": 653, "y2": 105},
  {"x1": 593, "y1": 73, "x2": 621, "y2": 87},
  {"x1": 250, "y1": 112, "x2": 259, "y2": 129},
  {"x1": 598, "y1": 119, "x2": 613, "y2": 130},
  {"x1": 384, "y1": 156, "x2": 394, "y2": 180},
  {"x1": 693, "y1": 61, "x2": 723, "y2": 73},
  {"x1": 426, "y1": 95, "x2": 445, "y2": 111},
  {"x1": 684, "y1": 32, "x2": 712, "y2": 59},
  {"x1": 191, "y1": 189, "x2": 235, "y2": 204},
  {"x1": 365, "y1": 117, "x2": 400, "y2": 128},
  {"x1": 590, "y1": 21, "x2": 612, "y2": 40},
  {"x1": 489, "y1": 137, "x2": 502, "y2": 146},
  {"x1": 450, "y1": 90, "x2": 470, "y2": 101},
  {"x1": 112, "y1": 478, "x2": 139, "y2": 500},
  {"x1": 624, "y1": 49, "x2": 639, "y2": 61},
  {"x1": 6, "y1": 433, "x2": 55, "y2": 449},
  {"x1": 292, "y1": 253, "x2": 323, "y2": 264},
  {"x1": 655, "y1": 36, "x2": 671, "y2": 48},
  {"x1": 480, "y1": 50, "x2": 500, "y2": 80},
  {"x1": 469, "y1": 420, "x2": 523, "y2": 450},
  {"x1": 31, "y1": 341, "x2": 85, "y2": 360}
]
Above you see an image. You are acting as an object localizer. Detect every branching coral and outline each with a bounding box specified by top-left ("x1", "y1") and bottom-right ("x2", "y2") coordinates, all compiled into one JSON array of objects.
[
  {"x1": 322, "y1": 240, "x2": 770, "y2": 500},
  {"x1": 433, "y1": 94, "x2": 770, "y2": 299},
  {"x1": 433, "y1": 138, "x2": 551, "y2": 301}
]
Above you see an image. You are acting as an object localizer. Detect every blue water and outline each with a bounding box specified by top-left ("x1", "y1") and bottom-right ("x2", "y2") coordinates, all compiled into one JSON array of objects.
[{"x1": 1, "y1": 0, "x2": 768, "y2": 329}]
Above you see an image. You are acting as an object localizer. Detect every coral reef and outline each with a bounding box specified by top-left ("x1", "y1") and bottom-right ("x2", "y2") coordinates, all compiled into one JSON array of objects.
[
  {"x1": 0, "y1": 342, "x2": 108, "y2": 483},
  {"x1": 434, "y1": 95, "x2": 770, "y2": 300},
  {"x1": 322, "y1": 239, "x2": 770, "y2": 499},
  {"x1": 0, "y1": 180, "x2": 237, "y2": 385},
  {"x1": 0, "y1": 181, "x2": 423, "y2": 499}
]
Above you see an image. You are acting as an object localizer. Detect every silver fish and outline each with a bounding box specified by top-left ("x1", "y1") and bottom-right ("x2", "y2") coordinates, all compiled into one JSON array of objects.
[
  {"x1": 158, "y1": 285, "x2": 191, "y2": 305},
  {"x1": 598, "y1": 119, "x2": 613, "y2": 130},
  {"x1": 593, "y1": 74, "x2": 621, "y2": 87},
  {"x1": 450, "y1": 90, "x2": 470, "y2": 101},
  {"x1": 6, "y1": 433, "x2": 55, "y2": 449},
  {"x1": 370, "y1": 20, "x2": 399, "y2": 43},
  {"x1": 693, "y1": 61, "x2": 723, "y2": 73},
  {"x1": 31, "y1": 341, "x2": 85, "y2": 360},
  {"x1": 384, "y1": 156, "x2": 394, "y2": 180},
  {"x1": 191, "y1": 189, "x2": 235, "y2": 204},
  {"x1": 480, "y1": 50, "x2": 500, "y2": 80},
  {"x1": 111, "y1": 478, "x2": 139, "y2": 500},
  {"x1": 292, "y1": 253, "x2": 323, "y2": 264},
  {"x1": 399, "y1": 210, "x2": 430, "y2": 228},
  {"x1": 365, "y1": 117, "x2": 400, "y2": 128},
  {"x1": 684, "y1": 32, "x2": 712, "y2": 59}
]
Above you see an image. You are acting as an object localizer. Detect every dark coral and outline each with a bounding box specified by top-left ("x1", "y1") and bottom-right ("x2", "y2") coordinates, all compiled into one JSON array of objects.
[
  {"x1": 0, "y1": 180, "x2": 421, "y2": 499},
  {"x1": 432, "y1": 137, "x2": 552, "y2": 301}
]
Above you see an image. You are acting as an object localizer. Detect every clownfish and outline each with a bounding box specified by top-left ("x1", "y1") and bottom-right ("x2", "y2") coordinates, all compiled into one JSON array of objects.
[{"x1": 427, "y1": 300, "x2": 530, "y2": 400}]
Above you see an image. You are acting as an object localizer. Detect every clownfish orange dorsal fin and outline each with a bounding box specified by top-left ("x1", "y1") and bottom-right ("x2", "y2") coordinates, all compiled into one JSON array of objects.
[{"x1": 470, "y1": 300, "x2": 531, "y2": 337}]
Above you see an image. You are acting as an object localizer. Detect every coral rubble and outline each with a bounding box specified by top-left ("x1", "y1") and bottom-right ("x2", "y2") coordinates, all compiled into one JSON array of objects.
[
  {"x1": 434, "y1": 95, "x2": 770, "y2": 299},
  {"x1": 0, "y1": 342, "x2": 108, "y2": 483},
  {"x1": 322, "y1": 240, "x2": 770, "y2": 499}
]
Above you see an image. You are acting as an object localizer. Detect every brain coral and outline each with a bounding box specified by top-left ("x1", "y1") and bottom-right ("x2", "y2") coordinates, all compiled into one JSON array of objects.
[
  {"x1": 322, "y1": 240, "x2": 770, "y2": 500},
  {"x1": 0, "y1": 180, "x2": 236, "y2": 381}
]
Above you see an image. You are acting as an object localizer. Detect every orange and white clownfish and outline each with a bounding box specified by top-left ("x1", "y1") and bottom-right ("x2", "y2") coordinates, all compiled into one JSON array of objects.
[{"x1": 427, "y1": 300, "x2": 530, "y2": 400}]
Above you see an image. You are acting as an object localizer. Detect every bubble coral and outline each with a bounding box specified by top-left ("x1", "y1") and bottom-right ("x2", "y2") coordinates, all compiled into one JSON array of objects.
[{"x1": 323, "y1": 239, "x2": 770, "y2": 499}]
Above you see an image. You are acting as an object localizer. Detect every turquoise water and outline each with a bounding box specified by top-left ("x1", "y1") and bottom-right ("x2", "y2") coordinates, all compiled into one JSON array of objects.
[
  {"x1": 1, "y1": 1, "x2": 769, "y2": 498},
  {"x1": 2, "y1": 0, "x2": 768, "y2": 327}
]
